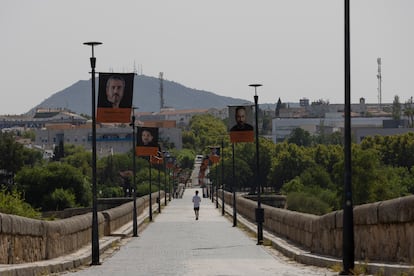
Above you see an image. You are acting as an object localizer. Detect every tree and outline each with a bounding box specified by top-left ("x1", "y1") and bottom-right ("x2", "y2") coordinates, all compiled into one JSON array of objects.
[
  {"x1": 61, "y1": 144, "x2": 92, "y2": 176},
  {"x1": 182, "y1": 114, "x2": 227, "y2": 153},
  {"x1": 0, "y1": 132, "x2": 25, "y2": 181},
  {"x1": 332, "y1": 146, "x2": 382, "y2": 205},
  {"x1": 275, "y1": 97, "x2": 283, "y2": 117},
  {"x1": 312, "y1": 144, "x2": 342, "y2": 175},
  {"x1": 392, "y1": 95, "x2": 402, "y2": 120},
  {"x1": 175, "y1": 148, "x2": 195, "y2": 170},
  {"x1": 361, "y1": 133, "x2": 414, "y2": 169},
  {"x1": 404, "y1": 97, "x2": 414, "y2": 127},
  {"x1": 53, "y1": 140, "x2": 65, "y2": 161},
  {"x1": 288, "y1": 128, "x2": 312, "y2": 147},
  {"x1": 0, "y1": 189, "x2": 41, "y2": 218},
  {"x1": 15, "y1": 162, "x2": 91, "y2": 211},
  {"x1": 268, "y1": 143, "x2": 314, "y2": 192},
  {"x1": 44, "y1": 188, "x2": 77, "y2": 211}
]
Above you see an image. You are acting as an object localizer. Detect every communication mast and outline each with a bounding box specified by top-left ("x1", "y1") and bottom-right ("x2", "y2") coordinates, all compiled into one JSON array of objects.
[
  {"x1": 159, "y1": 72, "x2": 164, "y2": 111},
  {"x1": 377, "y1": 57, "x2": 382, "y2": 110}
]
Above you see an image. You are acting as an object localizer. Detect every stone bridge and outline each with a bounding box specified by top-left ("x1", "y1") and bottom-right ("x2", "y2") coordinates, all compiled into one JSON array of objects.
[{"x1": 0, "y1": 187, "x2": 413, "y2": 275}]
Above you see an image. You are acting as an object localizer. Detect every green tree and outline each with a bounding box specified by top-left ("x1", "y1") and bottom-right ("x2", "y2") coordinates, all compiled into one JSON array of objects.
[
  {"x1": 0, "y1": 132, "x2": 25, "y2": 181},
  {"x1": 286, "y1": 192, "x2": 331, "y2": 215},
  {"x1": 392, "y1": 95, "x2": 402, "y2": 120},
  {"x1": 15, "y1": 162, "x2": 91, "y2": 211},
  {"x1": 233, "y1": 138, "x2": 274, "y2": 193},
  {"x1": 404, "y1": 97, "x2": 414, "y2": 127},
  {"x1": 0, "y1": 189, "x2": 41, "y2": 218},
  {"x1": 268, "y1": 142, "x2": 314, "y2": 192},
  {"x1": 62, "y1": 145, "x2": 92, "y2": 176},
  {"x1": 332, "y1": 146, "x2": 382, "y2": 205},
  {"x1": 361, "y1": 133, "x2": 414, "y2": 169},
  {"x1": 312, "y1": 144, "x2": 342, "y2": 175},
  {"x1": 44, "y1": 188, "x2": 77, "y2": 211},
  {"x1": 288, "y1": 128, "x2": 312, "y2": 147},
  {"x1": 209, "y1": 153, "x2": 253, "y2": 193},
  {"x1": 182, "y1": 114, "x2": 227, "y2": 153},
  {"x1": 175, "y1": 148, "x2": 196, "y2": 170}
]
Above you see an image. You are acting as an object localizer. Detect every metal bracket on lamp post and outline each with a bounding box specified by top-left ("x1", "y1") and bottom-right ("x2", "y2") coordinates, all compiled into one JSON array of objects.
[{"x1": 83, "y1": 41, "x2": 102, "y2": 265}]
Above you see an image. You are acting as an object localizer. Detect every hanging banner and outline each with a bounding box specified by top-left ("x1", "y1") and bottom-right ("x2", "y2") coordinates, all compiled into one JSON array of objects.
[
  {"x1": 97, "y1": 73, "x2": 134, "y2": 123},
  {"x1": 228, "y1": 105, "x2": 254, "y2": 143},
  {"x1": 166, "y1": 156, "x2": 176, "y2": 169},
  {"x1": 209, "y1": 146, "x2": 220, "y2": 164},
  {"x1": 150, "y1": 153, "x2": 163, "y2": 165},
  {"x1": 136, "y1": 127, "x2": 159, "y2": 156}
]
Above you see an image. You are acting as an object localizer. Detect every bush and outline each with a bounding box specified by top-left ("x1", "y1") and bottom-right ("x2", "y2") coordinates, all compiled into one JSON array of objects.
[
  {"x1": 0, "y1": 189, "x2": 41, "y2": 218},
  {"x1": 43, "y1": 188, "x2": 76, "y2": 211},
  {"x1": 286, "y1": 191, "x2": 331, "y2": 215}
]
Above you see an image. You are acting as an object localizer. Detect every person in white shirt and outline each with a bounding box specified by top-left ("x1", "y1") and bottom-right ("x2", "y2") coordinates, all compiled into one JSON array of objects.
[{"x1": 192, "y1": 190, "x2": 201, "y2": 220}]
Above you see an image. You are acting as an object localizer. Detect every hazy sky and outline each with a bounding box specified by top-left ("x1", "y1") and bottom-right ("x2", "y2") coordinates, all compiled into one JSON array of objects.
[{"x1": 1, "y1": 0, "x2": 413, "y2": 115}]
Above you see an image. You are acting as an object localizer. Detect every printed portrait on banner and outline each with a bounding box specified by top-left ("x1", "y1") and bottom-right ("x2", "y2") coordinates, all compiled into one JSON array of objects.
[
  {"x1": 97, "y1": 73, "x2": 134, "y2": 123},
  {"x1": 228, "y1": 105, "x2": 254, "y2": 143},
  {"x1": 136, "y1": 127, "x2": 159, "y2": 156}
]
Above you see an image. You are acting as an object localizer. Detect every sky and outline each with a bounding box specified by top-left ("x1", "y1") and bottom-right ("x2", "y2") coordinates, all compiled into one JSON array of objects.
[{"x1": 1, "y1": 0, "x2": 413, "y2": 115}]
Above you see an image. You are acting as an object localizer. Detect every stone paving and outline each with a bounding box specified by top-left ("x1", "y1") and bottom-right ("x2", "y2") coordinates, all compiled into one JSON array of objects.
[{"x1": 63, "y1": 187, "x2": 336, "y2": 276}]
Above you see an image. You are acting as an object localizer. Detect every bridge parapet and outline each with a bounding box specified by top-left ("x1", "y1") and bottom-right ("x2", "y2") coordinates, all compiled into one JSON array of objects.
[
  {"x1": 0, "y1": 191, "x2": 163, "y2": 264},
  {"x1": 222, "y1": 190, "x2": 414, "y2": 264}
]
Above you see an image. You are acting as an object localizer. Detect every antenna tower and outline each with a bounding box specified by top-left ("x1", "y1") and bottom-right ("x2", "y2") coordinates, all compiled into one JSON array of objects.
[
  {"x1": 377, "y1": 57, "x2": 382, "y2": 110},
  {"x1": 159, "y1": 72, "x2": 164, "y2": 111}
]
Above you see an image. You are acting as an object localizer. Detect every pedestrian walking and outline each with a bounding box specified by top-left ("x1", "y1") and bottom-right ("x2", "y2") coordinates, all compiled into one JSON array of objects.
[{"x1": 192, "y1": 190, "x2": 201, "y2": 220}]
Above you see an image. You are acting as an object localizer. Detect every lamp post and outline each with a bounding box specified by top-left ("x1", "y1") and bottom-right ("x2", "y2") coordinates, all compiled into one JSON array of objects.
[
  {"x1": 232, "y1": 142, "x2": 237, "y2": 227},
  {"x1": 221, "y1": 139, "x2": 225, "y2": 216},
  {"x1": 215, "y1": 160, "x2": 219, "y2": 209},
  {"x1": 130, "y1": 107, "x2": 138, "y2": 237},
  {"x1": 163, "y1": 152, "x2": 168, "y2": 206},
  {"x1": 149, "y1": 159, "x2": 153, "y2": 221},
  {"x1": 83, "y1": 41, "x2": 102, "y2": 265},
  {"x1": 249, "y1": 83, "x2": 264, "y2": 245},
  {"x1": 166, "y1": 153, "x2": 173, "y2": 201},
  {"x1": 211, "y1": 160, "x2": 214, "y2": 203},
  {"x1": 342, "y1": 0, "x2": 355, "y2": 274},
  {"x1": 157, "y1": 155, "x2": 161, "y2": 214}
]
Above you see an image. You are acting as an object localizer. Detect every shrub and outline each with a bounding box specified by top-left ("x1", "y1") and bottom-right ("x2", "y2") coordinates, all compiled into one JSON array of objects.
[
  {"x1": 43, "y1": 188, "x2": 76, "y2": 211},
  {"x1": 286, "y1": 191, "x2": 331, "y2": 215},
  {"x1": 0, "y1": 189, "x2": 40, "y2": 218}
]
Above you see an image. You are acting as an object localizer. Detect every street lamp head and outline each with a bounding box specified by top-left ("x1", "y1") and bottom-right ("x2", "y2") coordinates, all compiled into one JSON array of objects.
[
  {"x1": 83, "y1": 41, "x2": 103, "y2": 57},
  {"x1": 249, "y1": 83, "x2": 262, "y2": 98},
  {"x1": 249, "y1": 84, "x2": 262, "y2": 96},
  {"x1": 249, "y1": 84, "x2": 262, "y2": 88},
  {"x1": 83, "y1": 41, "x2": 103, "y2": 46}
]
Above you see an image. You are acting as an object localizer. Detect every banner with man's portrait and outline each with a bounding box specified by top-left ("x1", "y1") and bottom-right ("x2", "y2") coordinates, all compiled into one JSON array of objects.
[
  {"x1": 136, "y1": 127, "x2": 159, "y2": 156},
  {"x1": 228, "y1": 105, "x2": 254, "y2": 143},
  {"x1": 97, "y1": 73, "x2": 134, "y2": 123},
  {"x1": 209, "y1": 146, "x2": 220, "y2": 164}
]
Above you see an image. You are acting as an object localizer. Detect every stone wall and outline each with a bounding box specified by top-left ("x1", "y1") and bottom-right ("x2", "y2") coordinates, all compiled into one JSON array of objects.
[
  {"x1": 223, "y1": 191, "x2": 414, "y2": 264},
  {"x1": 0, "y1": 192, "x2": 162, "y2": 264}
]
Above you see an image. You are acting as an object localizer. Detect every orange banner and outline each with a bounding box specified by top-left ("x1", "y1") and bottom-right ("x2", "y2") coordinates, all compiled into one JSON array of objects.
[
  {"x1": 230, "y1": 130, "x2": 254, "y2": 143},
  {"x1": 136, "y1": 146, "x2": 159, "y2": 157},
  {"x1": 97, "y1": 107, "x2": 131, "y2": 123}
]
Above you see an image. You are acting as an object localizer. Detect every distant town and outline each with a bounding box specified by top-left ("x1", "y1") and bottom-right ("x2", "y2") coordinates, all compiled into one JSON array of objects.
[{"x1": 1, "y1": 96, "x2": 413, "y2": 159}]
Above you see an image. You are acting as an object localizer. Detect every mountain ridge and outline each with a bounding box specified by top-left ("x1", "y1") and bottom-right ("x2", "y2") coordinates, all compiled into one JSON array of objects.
[{"x1": 29, "y1": 75, "x2": 258, "y2": 116}]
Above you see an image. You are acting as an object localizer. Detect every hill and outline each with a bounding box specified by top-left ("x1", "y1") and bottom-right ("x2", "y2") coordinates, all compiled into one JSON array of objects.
[{"x1": 29, "y1": 75, "x2": 253, "y2": 115}]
